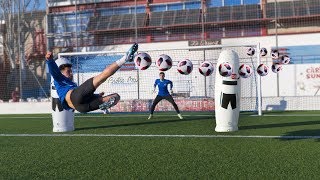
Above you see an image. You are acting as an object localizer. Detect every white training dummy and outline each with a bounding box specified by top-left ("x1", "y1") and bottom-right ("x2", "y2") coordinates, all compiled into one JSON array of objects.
[{"x1": 215, "y1": 50, "x2": 241, "y2": 132}]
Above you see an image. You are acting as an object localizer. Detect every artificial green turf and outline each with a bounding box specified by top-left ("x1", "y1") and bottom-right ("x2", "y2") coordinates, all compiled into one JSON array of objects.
[{"x1": 1, "y1": 111, "x2": 320, "y2": 179}]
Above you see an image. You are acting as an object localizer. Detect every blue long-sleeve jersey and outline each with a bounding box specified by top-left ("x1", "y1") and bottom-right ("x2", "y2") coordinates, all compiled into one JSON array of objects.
[
  {"x1": 154, "y1": 79, "x2": 173, "y2": 96},
  {"x1": 47, "y1": 59, "x2": 77, "y2": 110}
]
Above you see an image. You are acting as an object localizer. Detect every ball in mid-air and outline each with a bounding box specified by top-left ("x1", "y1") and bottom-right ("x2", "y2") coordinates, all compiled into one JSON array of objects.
[
  {"x1": 271, "y1": 63, "x2": 282, "y2": 73},
  {"x1": 238, "y1": 64, "x2": 253, "y2": 78},
  {"x1": 280, "y1": 55, "x2": 291, "y2": 64},
  {"x1": 257, "y1": 64, "x2": 269, "y2": 76},
  {"x1": 271, "y1": 49, "x2": 279, "y2": 59},
  {"x1": 156, "y1": 54, "x2": 173, "y2": 71},
  {"x1": 177, "y1": 59, "x2": 193, "y2": 75},
  {"x1": 219, "y1": 62, "x2": 233, "y2": 77},
  {"x1": 247, "y1": 47, "x2": 256, "y2": 56},
  {"x1": 199, "y1": 61, "x2": 214, "y2": 76},
  {"x1": 134, "y1": 52, "x2": 152, "y2": 70},
  {"x1": 260, "y1": 47, "x2": 268, "y2": 57}
]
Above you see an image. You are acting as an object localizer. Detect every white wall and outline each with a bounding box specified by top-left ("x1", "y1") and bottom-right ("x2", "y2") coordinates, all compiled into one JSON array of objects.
[
  {"x1": 86, "y1": 33, "x2": 320, "y2": 56},
  {"x1": 0, "y1": 102, "x2": 52, "y2": 114},
  {"x1": 222, "y1": 33, "x2": 320, "y2": 49}
]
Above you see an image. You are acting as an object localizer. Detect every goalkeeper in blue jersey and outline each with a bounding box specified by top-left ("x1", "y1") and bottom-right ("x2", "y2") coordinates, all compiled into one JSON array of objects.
[
  {"x1": 46, "y1": 43, "x2": 138, "y2": 113},
  {"x1": 148, "y1": 72, "x2": 183, "y2": 120}
]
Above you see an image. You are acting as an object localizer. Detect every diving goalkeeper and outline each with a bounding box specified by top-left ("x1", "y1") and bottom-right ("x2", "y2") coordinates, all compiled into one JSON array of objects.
[{"x1": 46, "y1": 43, "x2": 138, "y2": 113}]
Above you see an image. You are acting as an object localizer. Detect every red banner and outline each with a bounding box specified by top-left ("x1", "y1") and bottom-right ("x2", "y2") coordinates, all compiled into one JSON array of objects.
[{"x1": 110, "y1": 98, "x2": 215, "y2": 112}]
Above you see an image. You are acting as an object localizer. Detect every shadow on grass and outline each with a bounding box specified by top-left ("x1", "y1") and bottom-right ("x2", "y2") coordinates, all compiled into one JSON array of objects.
[
  {"x1": 76, "y1": 116, "x2": 208, "y2": 131},
  {"x1": 240, "y1": 120, "x2": 320, "y2": 130},
  {"x1": 279, "y1": 129, "x2": 320, "y2": 141}
]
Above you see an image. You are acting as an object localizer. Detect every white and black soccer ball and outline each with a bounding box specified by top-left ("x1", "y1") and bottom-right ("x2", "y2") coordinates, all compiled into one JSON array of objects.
[
  {"x1": 156, "y1": 54, "x2": 173, "y2": 71},
  {"x1": 257, "y1": 64, "x2": 269, "y2": 76},
  {"x1": 271, "y1": 63, "x2": 282, "y2": 73},
  {"x1": 247, "y1": 47, "x2": 255, "y2": 56},
  {"x1": 238, "y1": 64, "x2": 253, "y2": 78},
  {"x1": 177, "y1": 59, "x2": 193, "y2": 75},
  {"x1": 199, "y1": 61, "x2": 214, "y2": 76},
  {"x1": 218, "y1": 62, "x2": 233, "y2": 77},
  {"x1": 134, "y1": 52, "x2": 152, "y2": 70},
  {"x1": 271, "y1": 49, "x2": 279, "y2": 59},
  {"x1": 260, "y1": 47, "x2": 268, "y2": 57},
  {"x1": 280, "y1": 55, "x2": 291, "y2": 64}
]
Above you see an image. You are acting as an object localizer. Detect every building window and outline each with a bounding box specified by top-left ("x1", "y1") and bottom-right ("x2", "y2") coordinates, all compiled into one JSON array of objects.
[
  {"x1": 224, "y1": 0, "x2": 241, "y2": 6},
  {"x1": 185, "y1": 2, "x2": 201, "y2": 9},
  {"x1": 207, "y1": 0, "x2": 223, "y2": 7},
  {"x1": 99, "y1": 9, "x2": 113, "y2": 16},
  {"x1": 114, "y1": 8, "x2": 130, "y2": 15},
  {"x1": 151, "y1": 2, "x2": 201, "y2": 12},
  {"x1": 99, "y1": 6, "x2": 145, "y2": 16},
  {"x1": 243, "y1": 0, "x2": 260, "y2": 5},
  {"x1": 168, "y1": 3, "x2": 183, "y2": 11},
  {"x1": 207, "y1": 0, "x2": 259, "y2": 7},
  {"x1": 150, "y1": 5, "x2": 166, "y2": 12},
  {"x1": 130, "y1": 6, "x2": 146, "y2": 13}
]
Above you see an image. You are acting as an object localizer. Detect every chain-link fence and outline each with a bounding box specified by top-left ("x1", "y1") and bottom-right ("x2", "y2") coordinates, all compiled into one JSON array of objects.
[{"x1": 0, "y1": 0, "x2": 320, "y2": 110}]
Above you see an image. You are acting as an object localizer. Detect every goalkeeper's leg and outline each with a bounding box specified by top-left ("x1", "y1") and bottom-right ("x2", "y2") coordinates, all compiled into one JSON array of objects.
[
  {"x1": 66, "y1": 43, "x2": 138, "y2": 112},
  {"x1": 148, "y1": 95, "x2": 163, "y2": 119},
  {"x1": 70, "y1": 78, "x2": 121, "y2": 113},
  {"x1": 92, "y1": 43, "x2": 138, "y2": 89},
  {"x1": 99, "y1": 93, "x2": 120, "y2": 110},
  {"x1": 165, "y1": 95, "x2": 183, "y2": 119}
]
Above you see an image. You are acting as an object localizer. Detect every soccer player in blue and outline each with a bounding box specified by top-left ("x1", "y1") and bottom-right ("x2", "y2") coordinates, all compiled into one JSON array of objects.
[
  {"x1": 148, "y1": 72, "x2": 183, "y2": 119},
  {"x1": 45, "y1": 43, "x2": 138, "y2": 113}
]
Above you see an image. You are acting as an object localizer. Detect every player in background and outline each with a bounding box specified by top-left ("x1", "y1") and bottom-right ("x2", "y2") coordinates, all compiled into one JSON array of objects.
[
  {"x1": 148, "y1": 72, "x2": 183, "y2": 120},
  {"x1": 46, "y1": 43, "x2": 138, "y2": 113}
]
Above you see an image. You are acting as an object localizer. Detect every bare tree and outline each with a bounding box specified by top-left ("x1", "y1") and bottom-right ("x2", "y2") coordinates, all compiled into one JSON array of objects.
[
  {"x1": 0, "y1": 0, "x2": 40, "y2": 70},
  {"x1": 0, "y1": 0, "x2": 42, "y2": 99}
]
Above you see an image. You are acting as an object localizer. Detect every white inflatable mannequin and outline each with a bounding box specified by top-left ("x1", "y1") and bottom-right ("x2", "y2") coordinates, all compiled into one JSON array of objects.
[
  {"x1": 215, "y1": 50, "x2": 241, "y2": 132},
  {"x1": 51, "y1": 57, "x2": 75, "y2": 132}
]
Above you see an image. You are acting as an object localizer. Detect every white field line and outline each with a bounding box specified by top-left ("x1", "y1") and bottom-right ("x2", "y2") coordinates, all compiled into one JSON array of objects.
[
  {"x1": 0, "y1": 134, "x2": 320, "y2": 139},
  {"x1": 251, "y1": 114, "x2": 320, "y2": 117},
  {"x1": 0, "y1": 114, "x2": 213, "y2": 119},
  {"x1": 2, "y1": 114, "x2": 320, "y2": 119}
]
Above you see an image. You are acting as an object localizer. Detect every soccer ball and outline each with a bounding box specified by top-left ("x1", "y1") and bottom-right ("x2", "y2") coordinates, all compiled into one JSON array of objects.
[
  {"x1": 257, "y1": 64, "x2": 269, "y2": 76},
  {"x1": 271, "y1": 49, "x2": 279, "y2": 59},
  {"x1": 156, "y1": 54, "x2": 172, "y2": 71},
  {"x1": 247, "y1": 47, "x2": 255, "y2": 56},
  {"x1": 218, "y1": 62, "x2": 233, "y2": 77},
  {"x1": 199, "y1": 61, "x2": 214, "y2": 76},
  {"x1": 271, "y1": 63, "x2": 282, "y2": 73},
  {"x1": 177, "y1": 59, "x2": 193, "y2": 75},
  {"x1": 280, "y1": 55, "x2": 291, "y2": 64},
  {"x1": 134, "y1": 52, "x2": 152, "y2": 70},
  {"x1": 260, "y1": 47, "x2": 268, "y2": 57},
  {"x1": 238, "y1": 64, "x2": 253, "y2": 78}
]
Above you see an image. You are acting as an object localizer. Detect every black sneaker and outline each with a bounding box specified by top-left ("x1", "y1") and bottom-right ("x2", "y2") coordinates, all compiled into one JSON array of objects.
[
  {"x1": 126, "y1": 43, "x2": 138, "y2": 62},
  {"x1": 99, "y1": 97, "x2": 116, "y2": 110}
]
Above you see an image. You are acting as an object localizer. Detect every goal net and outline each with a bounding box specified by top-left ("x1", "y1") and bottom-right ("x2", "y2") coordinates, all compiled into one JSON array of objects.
[{"x1": 59, "y1": 44, "x2": 262, "y2": 114}]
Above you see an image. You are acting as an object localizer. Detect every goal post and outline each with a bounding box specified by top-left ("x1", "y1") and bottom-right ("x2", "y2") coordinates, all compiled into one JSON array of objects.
[{"x1": 58, "y1": 44, "x2": 262, "y2": 115}]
